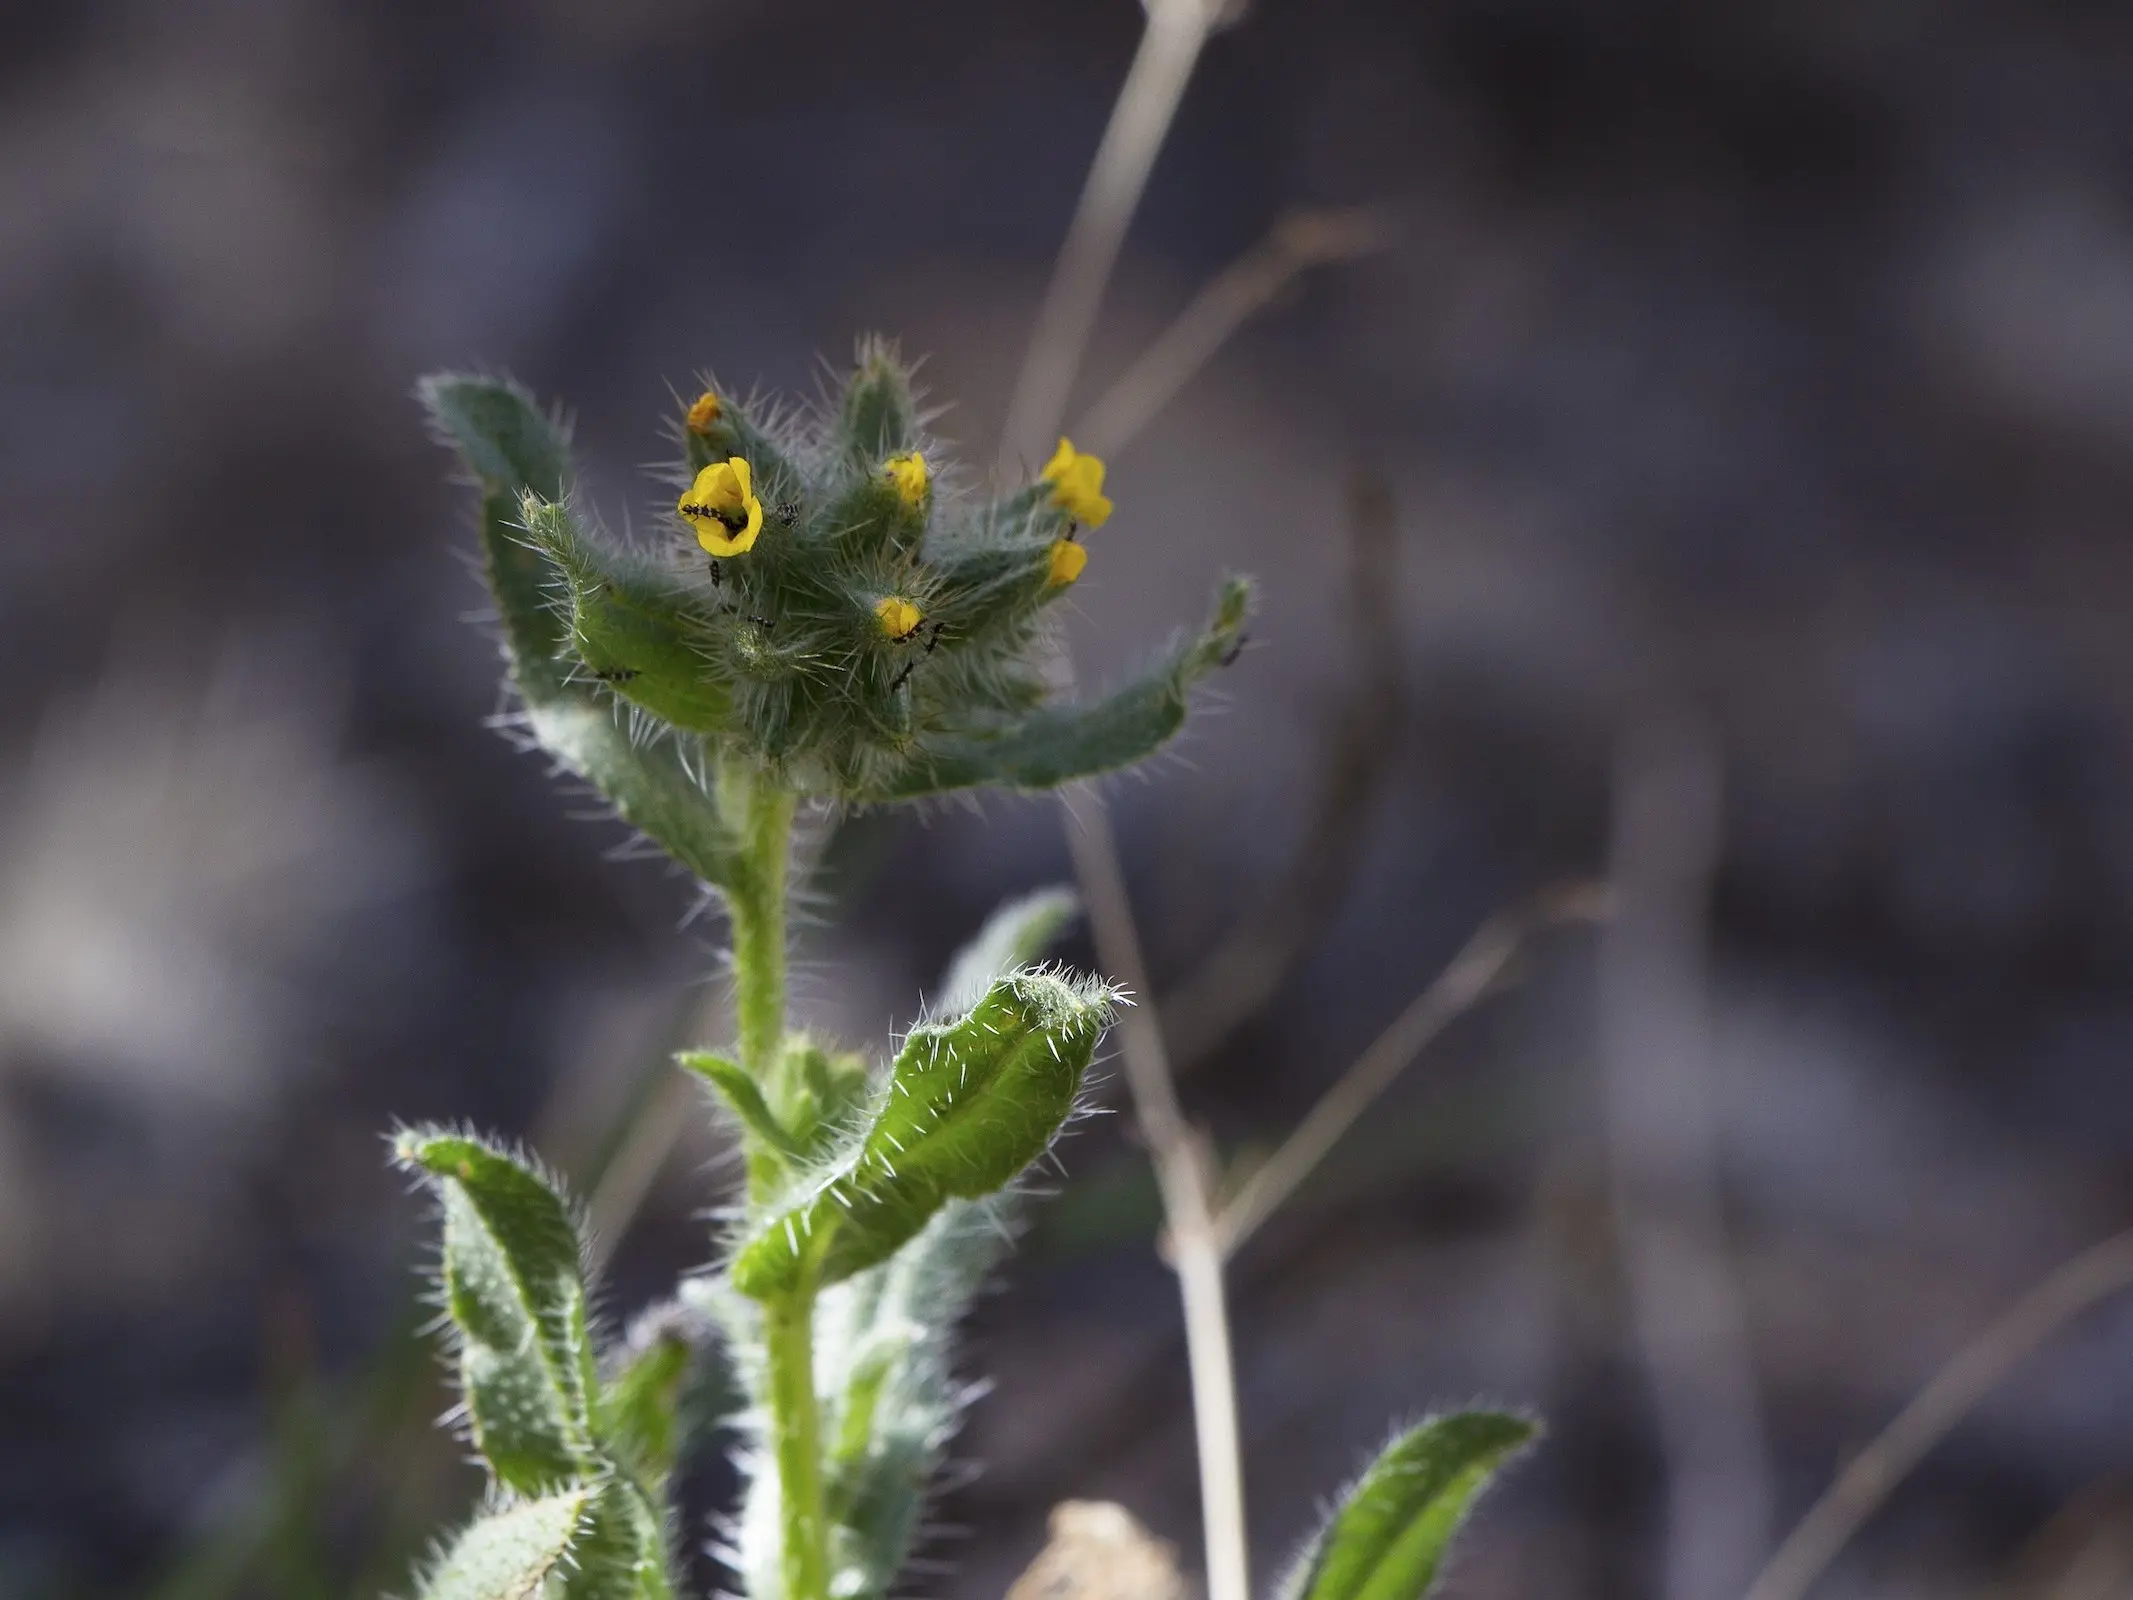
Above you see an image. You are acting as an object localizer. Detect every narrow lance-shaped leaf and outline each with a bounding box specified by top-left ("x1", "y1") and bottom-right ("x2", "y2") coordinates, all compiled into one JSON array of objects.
[
  {"x1": 417, "y1": 373, "x2": 572, "y2": 702},
  {"x1": 522, "y1": 700, "x2": 748, "y2": 891},
  {"x1": 871, "y1": 575, "x2": 1252, "y2": 800},
  {"x1": 678, "y1": 1049, "x2": 809, "y2": 1165},
  {"x1": 730, "y1": 971, "x2": 1117, "y2": 1299},
  {"x1": 1286, "y1": 1412, "x2": 1537, "y2": 1600},
  {"x1": 419, "y1": 372, "x2": 749, "y2": 892},
  {"x1": 415, "y1": 1489, "x2": 589, "y2": 1600},
  {"x1": 396, "y1": 1131, "x2": 600, "y2": 1492}
]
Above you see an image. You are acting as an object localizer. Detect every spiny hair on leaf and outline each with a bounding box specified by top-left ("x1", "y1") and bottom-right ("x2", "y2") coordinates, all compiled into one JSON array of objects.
[
  {"x1": 386, "y1": 1123, "x2": 631, "y2": 1464},
  {"x1": 388, "y1": 1484, "x2": 596, "y2": 1600}
]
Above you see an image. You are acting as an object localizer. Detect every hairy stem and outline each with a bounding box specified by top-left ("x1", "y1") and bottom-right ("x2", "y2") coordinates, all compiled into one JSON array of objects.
[
  {"x1": 765, "y1": 1291, "x2": 828, "y2": 1600},
  {"x1": 723, "y1": 768, "x2": 821, "y2": 1598},
  {"x1": 728, "y1": 775, "x2": 797, "y2": 1085}
]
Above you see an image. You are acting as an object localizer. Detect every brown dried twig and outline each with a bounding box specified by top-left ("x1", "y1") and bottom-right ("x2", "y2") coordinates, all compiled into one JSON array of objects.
[
  {"x1": 1207, "y1": 881, "x2": 1609, "y2": 1260},
  {"x1": 1074, "y1": 206, "x2": 1389, "y2": 458},
  {"x1": 1744, "y1": 1227, "x2": 2133, "y2": 1600}
]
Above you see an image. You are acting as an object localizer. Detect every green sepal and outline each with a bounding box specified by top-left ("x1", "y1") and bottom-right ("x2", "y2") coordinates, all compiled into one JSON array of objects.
[
  {"x1": 395, "y1": 1131, "x2": 600, "y2": 1493},
  {"x1": 837, "y1": 337, "x2": 918, "y2": 463},
  {"x1": 937, "y1": 888, "x2": 1080, "y2": 1017},
  {"x1": 418, "y1": 373, "x2": 572, "y2": 701},
  {"x1": 413, "y1": 1489, "x2": 588, "y2": 1600},
  {"x1": 681, "y1": 392, "x2": 802, "y2": 510},
  {"x1": 521, "y1": 498, "x2": 736, "y2": 735},
  {"x1": 729, "y1": 971, "x2": 1116, "y2": 1300},
  {"x1": 820, "y1": 471, "x2": 926, "y2": 563},
  {"x1": 871, "y1": 575, "x2": 1253, "y2": 799},
  {"x1": 553, "y1": 1476, "x2": 674, "y2": 1600},
  {"x1": 1285, "y1": 1412, "x2": 1537, "y2": 1600}
]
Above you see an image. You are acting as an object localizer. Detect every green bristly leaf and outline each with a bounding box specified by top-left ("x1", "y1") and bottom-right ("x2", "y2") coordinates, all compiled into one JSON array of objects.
[
  {"x1": 678, "y1": 1050, "x2": 809, "y2": 1163},
  {"x1": 1287, "y1": 1412, "x2": 1537, "y2": 1600},
  {"x1": 872, "y1": 575, "x2": 1252, "y2": 799},
  {"x1": 417, "y1": 373, "x2": 572, "y2": 702},
  {"x1": 553, "y1": 1477, "x2": 675, "y2": 1600},
  {"x1": 936, "y1": 888, "x2": 1080, "y2": 1017},
  {"x1": 521, "y1": 699, "x2": 747, "y2": 891},
  {"x1": 730, "y1": 972, "x2": 1116, "y2": 1300},
  {"x1": 415, "y1": 1490, "x2": 588, "y2": 1600},
  {"x1": 522, "y1": 498, "x2": 737, "y2": 736},
  {"x1": 782, "y1": 1036, "x2": 872, "y2": 1150},
  {"x1": 420, "y1": 371, "x2": 751, "y2": 893},
  {"x1": 395, "y1": 1131, "x2": 600, "y2": 1493},
  {"x1": 838, "y1": 338, "x2": 917, "y2": 463},
  {"x1": 596, "y1": 1323, "x2": 694, "y2": 1489}
]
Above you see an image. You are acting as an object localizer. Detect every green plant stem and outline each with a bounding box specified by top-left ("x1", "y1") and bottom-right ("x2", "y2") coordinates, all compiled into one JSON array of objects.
[
  {"x1": 728, "y1": 776, "x2": 797, "y2": 1085},
  {"x1": 765, "y1": 1290, "x2": 828, "y2": 1600},
  {"x1": 722, "y1": 767, "x2": 822, "y2": 1598}
]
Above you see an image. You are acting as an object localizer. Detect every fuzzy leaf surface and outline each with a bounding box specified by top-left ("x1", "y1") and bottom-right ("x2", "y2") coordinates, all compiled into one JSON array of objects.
[
  {"x1": 552, "y1": 1476, "x2": 674, "y2": 1600},
  {"x1": 420, "y1": 373, "x2": 748, "y2": 891},
  {"x1": 1289, "y1": 1412, "x2": 1536, "y2": 1600},
  {"x1": 873, "y1": 575, "x2": 1252, "y2": 799},
  {"x1": 418, "y1": 374, "x2": 572, "y2": 701},
  {"x1": 731, "y1": 971, "x2": 1115, "y2": 1299},
  {"x1": 521, "y1": 701, "x2": 746, "y2": 891},
  {"x1": 595, "y1": 1321, "x2": 693, "y2": 1490},
  {"x1": 522, "y1": 498, "x2": 737, "y2": 735},
  {"x1": 677, "y1": 1050, "x2": 807, "y2": 1161},
  {"x1": 397, "y1": 1132, "x2": 599, "y2": 1492},
  {"x1": 414, "y1": 1489, "x2": 587, "y2": 1600}
]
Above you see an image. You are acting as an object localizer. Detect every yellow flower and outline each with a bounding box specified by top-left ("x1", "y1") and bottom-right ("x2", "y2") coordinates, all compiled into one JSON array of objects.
[
  {"x1": 684, "y1": 390, "x2": 723, "y2": 434},
  {"x1": 874, "y1": 596, "x2": 922, "y2": 640},
  {"x1": 1046, "y1": 538, "x2": 1088, "y2": 587},
  {"x1": 884, "y1": 451, "x2": 929, "y2": 508},
  {"x1": 678, "y1": 457, "x2": 763, "y2": 557},
  {"x1": 1040, "y1": 437, "x2": 1113, "y2": 528}
]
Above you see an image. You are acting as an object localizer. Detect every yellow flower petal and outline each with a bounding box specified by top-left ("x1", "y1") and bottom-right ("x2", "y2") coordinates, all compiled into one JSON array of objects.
[
  {"x1": 884, "y1": 451, "x2": 929, "y2": 508},
  {"x1": 1046, "y1": 538, "x2": 1088, "y2": 587},
  {"x1": 1040, "y1": 437, "x2": 1080, "y2": 483},
  {"x1": 874, "y1": 596, "x2": 923, "y2": 640},
  {"x1": 679, "y1": 457, "x2": 764, "y2": 557},
  {"x1": 1039, "y1": 437, "x2": 1113, "y2": 528},
  {"x1": 684, "y1": 391, "x2": 722, "y2": 433}
]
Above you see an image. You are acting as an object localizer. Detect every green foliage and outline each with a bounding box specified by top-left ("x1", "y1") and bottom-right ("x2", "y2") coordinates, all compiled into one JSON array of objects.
[
  {"x1": 396, "y1": 1132, "x2": 601, "y2": 1493},
  {"x1": 553, "y1": 1479, "x2": 675, "y2": 1600},
  {"x1": 414, "y1": 1490, "x2": 587, "y2": 1600},
  {"x1": 1284, "y1": 1413, "x2": 1537, "y2": 1600},
  {"x1": 419, "y1": 375, "x2": 749, "y2": 894},
  {"x1": 596, "y1": 1323, "x2": 694, "y2": 1490},
  {"x1": 679, "y1": 1051, "x2": 810, "y2": 1163},
  {"x1": 395, "y1": 1133, "x2": 678, "y2": 1599},
  {"x1": 729, "y1": 971, "x2": 1117, "y2": 1300}
]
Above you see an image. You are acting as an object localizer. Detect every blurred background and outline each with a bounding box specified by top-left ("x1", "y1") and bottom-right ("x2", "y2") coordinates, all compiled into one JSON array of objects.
[{"x1": 6, "y1": 0, "x2": 2133, "y2": 1595}]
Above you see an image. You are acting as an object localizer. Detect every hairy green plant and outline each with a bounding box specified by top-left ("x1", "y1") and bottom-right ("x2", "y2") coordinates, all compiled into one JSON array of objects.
[{"x1": 398, "y1": 345, "x2": 1530, "y2": 1600}]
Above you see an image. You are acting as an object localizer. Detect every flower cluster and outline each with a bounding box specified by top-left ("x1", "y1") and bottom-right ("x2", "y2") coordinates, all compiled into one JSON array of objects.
[{"x1": 433, "y1": 340, "x2": 1249, "y2": 804}]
